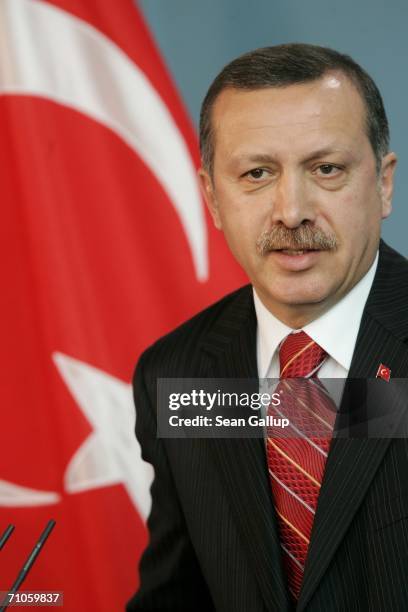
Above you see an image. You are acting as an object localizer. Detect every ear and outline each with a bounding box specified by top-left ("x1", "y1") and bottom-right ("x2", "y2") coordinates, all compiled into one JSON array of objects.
[
  {"x1": 198, "y1": 168, "x2": 222, "y2": 229},
  {"x1": 379, "y1": 152, "x2": 397, "y2": 219}
]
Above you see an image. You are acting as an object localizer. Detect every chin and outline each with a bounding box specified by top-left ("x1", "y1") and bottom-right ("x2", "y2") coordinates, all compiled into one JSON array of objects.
[
  {"x1": 268, "y1": 283, "x2": 333, "y2": 307},
  {"x1": 278, "y1": 294, "x2": 328, "y2": 307}
]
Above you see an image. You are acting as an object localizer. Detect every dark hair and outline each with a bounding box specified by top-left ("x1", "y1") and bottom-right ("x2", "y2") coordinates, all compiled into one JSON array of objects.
[{"x1": 199, "y1": 43, "x2": 389, "y2": 175}]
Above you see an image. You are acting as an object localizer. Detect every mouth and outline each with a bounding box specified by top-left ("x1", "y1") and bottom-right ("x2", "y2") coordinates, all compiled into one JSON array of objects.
[
  {"x1": 268, "y1": 248, "x2": 325, "y2": 271},
  {"x1": 273, "y1": 248, "x2": 322, "y2": 255},
  {"x1": 277, "y1": 249, "x2": 318, "y2": 255}
]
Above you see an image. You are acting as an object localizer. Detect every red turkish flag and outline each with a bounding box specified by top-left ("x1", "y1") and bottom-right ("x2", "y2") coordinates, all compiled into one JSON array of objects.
[
  {"x1": 376, "y1": 364, "x2": 391, "y2": 382},
  {"x1": 0, "y1": 1, "x2": 245, "y2": 609}
]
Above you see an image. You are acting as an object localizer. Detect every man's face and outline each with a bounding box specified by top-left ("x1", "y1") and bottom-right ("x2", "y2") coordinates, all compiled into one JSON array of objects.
[{"x1": 200, "y1": 74, "x2": 397, "y2": 326}]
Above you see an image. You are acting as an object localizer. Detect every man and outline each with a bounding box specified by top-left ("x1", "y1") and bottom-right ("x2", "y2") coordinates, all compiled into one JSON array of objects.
[{"x1": 127, "y1": 44, "x2": 408, "y2": 611}]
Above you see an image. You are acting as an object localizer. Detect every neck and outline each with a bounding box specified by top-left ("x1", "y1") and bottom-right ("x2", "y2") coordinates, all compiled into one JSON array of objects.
[{"x1": 254, "y1": 292, "x2": 337, "y2": 329}]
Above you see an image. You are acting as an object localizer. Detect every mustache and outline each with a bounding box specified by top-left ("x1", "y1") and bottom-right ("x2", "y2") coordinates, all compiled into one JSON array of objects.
[{"x1": 256, "y1": 225, "x2": 337, "y2": 256}]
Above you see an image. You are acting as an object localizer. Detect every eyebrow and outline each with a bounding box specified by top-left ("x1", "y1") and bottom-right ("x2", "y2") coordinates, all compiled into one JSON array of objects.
[
  {"x1": 303, "y1": 146, "x2": 353, "y2": 161},
  {"x1": 229, "y1": 147, "x2": 353, "y2": 166}
]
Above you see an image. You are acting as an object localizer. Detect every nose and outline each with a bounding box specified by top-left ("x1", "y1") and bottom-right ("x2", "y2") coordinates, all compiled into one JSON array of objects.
[{"x1": 270, "y1": 170, "x2": 315, "y2": 228}]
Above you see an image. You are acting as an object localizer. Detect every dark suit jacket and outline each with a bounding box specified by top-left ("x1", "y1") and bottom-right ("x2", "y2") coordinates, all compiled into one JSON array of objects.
[{"x1": 127, "y1": 240, "x2": 408, "y2": 612}]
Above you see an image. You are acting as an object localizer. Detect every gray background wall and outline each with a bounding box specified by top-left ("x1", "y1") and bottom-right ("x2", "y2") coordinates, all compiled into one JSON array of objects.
[{"x1": 138, "y1": 0, "x2": 407, "y2": 257}]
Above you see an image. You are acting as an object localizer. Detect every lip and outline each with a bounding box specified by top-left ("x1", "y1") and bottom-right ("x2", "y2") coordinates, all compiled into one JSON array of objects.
[{"x1": 268, "y1": 249, "x2": 324, "y2": 271}]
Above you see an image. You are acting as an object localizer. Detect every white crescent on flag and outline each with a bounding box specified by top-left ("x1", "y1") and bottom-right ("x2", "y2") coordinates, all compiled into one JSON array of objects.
[
  {"x1": 0, "y1": 0, "x2": 208, "y2": 280},
  {"x1": 0, "y1": 479, "x2": 60, "y2": 507}
]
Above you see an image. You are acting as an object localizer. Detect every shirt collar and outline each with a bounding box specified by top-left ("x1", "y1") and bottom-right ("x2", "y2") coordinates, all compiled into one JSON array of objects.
[{"x1": 253, "y1": 252, "x2": 378, "y2": 377}]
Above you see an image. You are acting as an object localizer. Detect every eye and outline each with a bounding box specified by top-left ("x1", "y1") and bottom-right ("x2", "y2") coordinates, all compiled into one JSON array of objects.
[
  {"x1": 315, "y1": 164, "x2": 342, "y2": 177},
  {"x1": 244, "y1": 168, "x2": 269, "y2": 181}
]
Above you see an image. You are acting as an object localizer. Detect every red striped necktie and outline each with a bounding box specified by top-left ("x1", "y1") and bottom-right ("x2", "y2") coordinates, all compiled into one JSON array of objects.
[{"x1": 266, "y1": 331, "x2": 336, "y2": 601}]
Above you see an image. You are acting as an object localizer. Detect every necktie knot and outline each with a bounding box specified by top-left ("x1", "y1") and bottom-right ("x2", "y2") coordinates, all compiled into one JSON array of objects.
[{"x1": 279, "y1": 331, "x2": 327, "y2": 378}]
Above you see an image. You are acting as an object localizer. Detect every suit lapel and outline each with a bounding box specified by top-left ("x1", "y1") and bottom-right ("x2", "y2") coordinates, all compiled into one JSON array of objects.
[
  {"x1": 298, "y1": 241, "x2": 408, "y2": 611},
  {"x1": 200, "y1": 287, "x2": 292, "y2": 612}
]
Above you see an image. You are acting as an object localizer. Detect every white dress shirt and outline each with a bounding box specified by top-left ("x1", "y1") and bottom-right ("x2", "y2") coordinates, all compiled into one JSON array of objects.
[{"x1": 254, "y1": 252, "x2": 379, "y2": 390}]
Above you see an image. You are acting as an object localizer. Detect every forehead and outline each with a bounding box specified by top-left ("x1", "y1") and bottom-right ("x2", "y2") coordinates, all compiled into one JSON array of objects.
[{"x1": 211, "y1": 74, "x2": 369, "y2": 161}]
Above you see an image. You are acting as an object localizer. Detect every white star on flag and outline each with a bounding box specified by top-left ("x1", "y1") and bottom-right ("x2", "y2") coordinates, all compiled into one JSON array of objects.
[
  {"x1": 0, "y1": 354, "x2": 153, "y2": 517},
  {"x1": 53, "y1": 352, "x2": 153, "y2": 520}
]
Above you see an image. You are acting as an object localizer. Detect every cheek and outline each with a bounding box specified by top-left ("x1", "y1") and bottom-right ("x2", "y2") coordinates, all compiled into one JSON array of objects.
[
  {"x1": 220, "y1": 214, "x2": 255, "y2": 258},
  {"x1": 217, "y1": 205, "x2": 264, "y2": 267},
  {"x1": 324, "y1": 186, "x2": 382, "y2": 244},
  {"x1": 218, "y1": 193, "x2": 265, "y2": 236}
]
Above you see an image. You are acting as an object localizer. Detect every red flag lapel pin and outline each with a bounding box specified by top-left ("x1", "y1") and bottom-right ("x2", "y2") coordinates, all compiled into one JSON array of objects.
[{"x1": 376, "y1": 363, "x2": 391, "y2": 382}]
